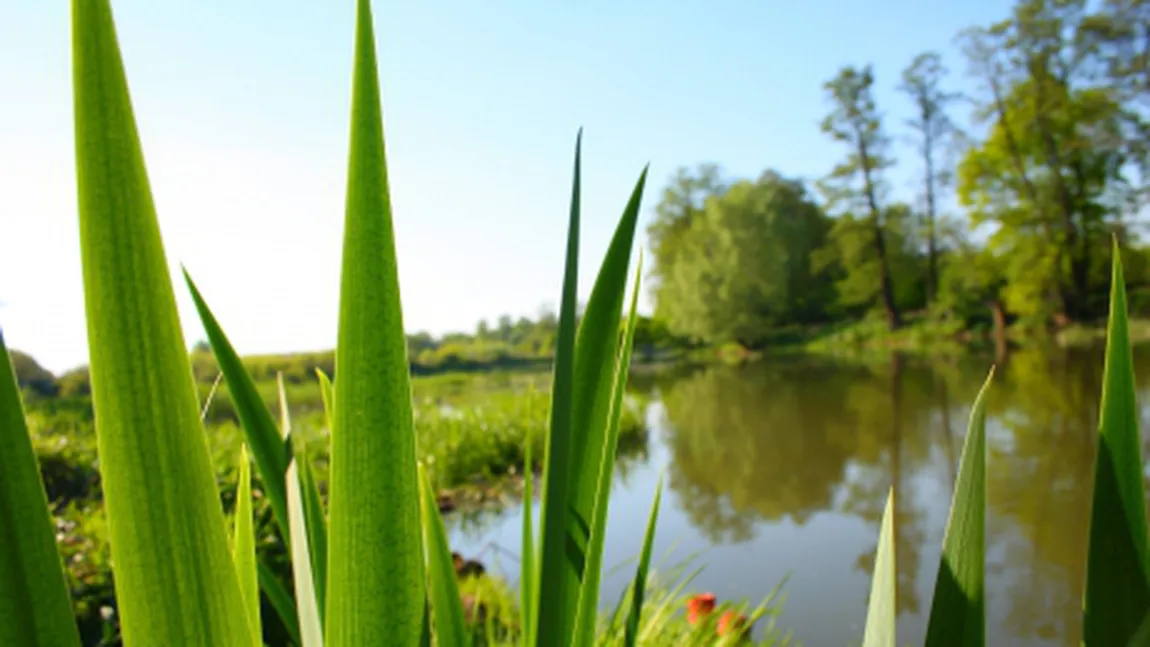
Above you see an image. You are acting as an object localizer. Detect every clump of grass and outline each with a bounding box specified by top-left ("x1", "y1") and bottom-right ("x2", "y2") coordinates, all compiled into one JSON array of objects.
[{"x1": 416, "y1": 389, "x2": 646, "y2": 492}]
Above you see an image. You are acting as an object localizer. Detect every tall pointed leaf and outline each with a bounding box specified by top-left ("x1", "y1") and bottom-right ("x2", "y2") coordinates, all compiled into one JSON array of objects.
[
  {"x1": 623, "y1": 473, "x2": 664, "y2": 647},
  {"x1": 275, "y1": 373, "x2": 329, "y2": 632},
  {"x1": 71, "y1": 0, "x2": 253, "y2": 642},
  {"x1": 535, "y1": 130, "x2": 585, "y2": 647},
  {"x1": 924, "y1": 368, "x2": 993, "y2": 647},
  {"x1": 185, "y1": 269, "x2": 291, "y2": 542},
  {"x1": 536, "y1": 134, "x2": 649, "y2": 645},
  {"x1": 297, "y1": 448, "x2": 328, "y2": 630},
  {"x1": 1084, "y1": 245, "x2": 1150, "y2": 645},
  {"x1": 317, "y1": 368, "x2": 335, "y2": 435},
  {"x1": 280, "y1": 378, "x2": 324, "y2": 647},
  {"x1": 1128, "y1": 608, "x2": 1150, "y2": 647},
  {"x1": 520, "y1": 427, "x2": 537, "y2": 647},
  {"x1": 325, "y1": 0, "x2": 424, "y2": 643},
  {"x1": 233, "y1": 444, "x2": 262, "y2": 647},
  {"x1": 417, "y1": 463, "x2": 470, "y2": 647},
  {"x1": 0, "y1": 331, "x2": 82, "y2": 647},
  {"x1": 574, "y1": 253, "x2": 644, "y2": 646},
  {"x1": 862, "y1": 488, "x2": 897, "y2": 647},
  {"x1": 258, "y1": 562, "x2": 301, "y2": 646}
]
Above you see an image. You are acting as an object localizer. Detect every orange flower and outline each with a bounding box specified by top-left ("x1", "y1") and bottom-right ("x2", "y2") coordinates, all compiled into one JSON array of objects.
[
  {"x1": 717, "y1": 610, "x2": 750, "y2": 640},
  {"x1": 686, "y1": 593, "x2": 716, "y2": 625}
]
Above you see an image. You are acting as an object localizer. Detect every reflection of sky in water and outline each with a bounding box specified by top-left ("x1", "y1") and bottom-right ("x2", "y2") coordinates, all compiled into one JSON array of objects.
[{"x1": 447, "y1": 346, "x2": 1142, "y2": 646}]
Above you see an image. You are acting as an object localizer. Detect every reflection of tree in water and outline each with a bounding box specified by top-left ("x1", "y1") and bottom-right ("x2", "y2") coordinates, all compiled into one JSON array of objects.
[
  {"x1": 838, "y1": 354, "x2": 938, "y2": 618},
  {"x1": 660, "y1": 358, "x2": 870, "y2": 543},
  {"x1": 982, "y1": 345, "x2": 1108, "y2": 645},
  {"x1": 656, "y1": 344, "x2": 1150, "y2": 644}
]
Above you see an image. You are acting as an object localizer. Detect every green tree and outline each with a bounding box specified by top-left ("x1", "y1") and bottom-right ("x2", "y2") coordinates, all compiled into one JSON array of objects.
[
  {"x1": 647, "y1": 164, "x2": 727, "y2": 324},
  {"x1": 958, "y1": 13, "x2": 1137, "y2": 323},
  {"x1": 820, "y1": 65, "x2": 902, "y2": 329},
  {"x1": 653, "y1": 170, "x2": 835, "y2": 346},
  {"x1": 7, "y1": 349, "x2": 58, "y2": 397},
  {"x1": 813, "y1": 202, "x2": 926, "y2": 317},
  {"x1": 900, "y1": 51, "x2": 961, "y2": 304}
]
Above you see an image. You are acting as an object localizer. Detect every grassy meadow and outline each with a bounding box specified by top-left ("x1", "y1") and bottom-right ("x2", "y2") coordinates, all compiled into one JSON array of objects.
[{"x1": 17, "y1": 365, "x2": 653, "y2": 644}]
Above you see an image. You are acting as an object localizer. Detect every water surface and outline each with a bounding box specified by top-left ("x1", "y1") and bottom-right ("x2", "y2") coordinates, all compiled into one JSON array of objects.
[{"x1": 448, "y1": 344, "x2": 1149, "y2": 646}]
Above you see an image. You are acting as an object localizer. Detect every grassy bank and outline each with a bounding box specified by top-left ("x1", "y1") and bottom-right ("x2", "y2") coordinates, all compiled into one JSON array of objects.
[
  {"x1": 24, "y1": 382, "x2": 649, "y2": 644},
  {"x1": 663, "y1": 313, "x2": 1150, "y2": 366}
]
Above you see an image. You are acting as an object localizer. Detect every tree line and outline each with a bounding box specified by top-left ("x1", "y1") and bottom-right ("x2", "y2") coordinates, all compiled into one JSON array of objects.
[{"x1": 647, "y1": 0, "x2": 1150, "y2": 349}]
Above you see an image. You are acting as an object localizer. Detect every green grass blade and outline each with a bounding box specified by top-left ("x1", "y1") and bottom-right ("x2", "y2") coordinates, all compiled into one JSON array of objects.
[
  {"x1": 924, "y1": 368, "x2": 993, "y2": 647},
  {"x1": 184, "y1": 270, "x2": 291, "y2": 543},
  {"x1": 0, "y1": 331, "x2": 82, "y2": 647},
  {"x1": 575, "y1": 252, "x2": 644, "y2": 646},
  {"x1": 298, "y1": 450, "x2": 328, "y2": 631},
  {"x1": 278, "y1": 373, "x2": 329, "y2": 631},
  {"x1": 420, "y1": 598, "x2": 432, "y2": 647},
  {"x1": 289, "y1": 460, "x2": 324, "y2": 647},
  {"x1": 317, "y1": 368, "x2": 335, "y2": 435},
  {"x1": 635, "y1": 564, "x2": 706, "y2": 644},
  {"x1": 862, "y1": 488, "x2": 897, "y2": 647},
  {"x1": 326, "y1": 0, "x2": 424, "y2": 643},
  {"x1": 233, "y1": 444, "x2": 262, "y2": 646},
  {"x1": 521, "y1": 427, "x2": 537, "y2": 647},
  {"x1": 535, "y1": 130, "x2": 584, "y2": 647},
  {"x1": 1129, "y1": 608, "x2": 1150, "y2": 647},
  {"x1": 564, "y1": 165, "x2": 649, "y2": 645},
  {"x1": 1084, "y1": 244, "x2": 1150, "y2": 645},
  {"x1": 417, "y1": 463, "x2": 470, "y2": 647},
  {"x1": 258, "y1": 562, "x2": 301, "y2": 646},
  {"x1": 623, "y1": 472, "x2": 664, "y2": 647},
  {"x1": 279, "y1": 377, "x2": 324, "y2": 647},
  {"x1": 201, "y1": 371, "x2": 224, "y2": 422},
  {"x1": 71, "y1": 1, "x2": 254, "y2": 642},
  {"x1": 536, "y1": 132, "x2": 649, "y2": 646}
]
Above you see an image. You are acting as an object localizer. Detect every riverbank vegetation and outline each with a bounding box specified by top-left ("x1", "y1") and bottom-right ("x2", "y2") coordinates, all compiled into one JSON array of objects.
[
  {"x1": 644, "y1": 0, "x2": 1150, "y2": 361},
  {"x1": 19, "y1": 377, "x2": 650, "y2": 644}
]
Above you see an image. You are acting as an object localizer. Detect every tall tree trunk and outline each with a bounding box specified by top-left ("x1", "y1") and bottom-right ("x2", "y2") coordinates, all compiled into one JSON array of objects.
[
  {"x1": 923, "y1": 125, "x2": 938, "y2": 305},
  {"x1": 858, "y1": 144, "x2": 902, "y2": 330},
  {"x1": 989, "y1": 298, "x2": 1008, "y2": 364}
]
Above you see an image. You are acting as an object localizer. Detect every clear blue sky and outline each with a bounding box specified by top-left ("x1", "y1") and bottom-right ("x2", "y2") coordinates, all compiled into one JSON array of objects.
[{"x1": 0, "y1": 0, "x2": 1013, "y2": 374}]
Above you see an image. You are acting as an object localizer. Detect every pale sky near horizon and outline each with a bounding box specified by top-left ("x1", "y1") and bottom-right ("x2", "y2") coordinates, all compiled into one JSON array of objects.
[{"x1": 1, "y1": 1, "x2": 1014, "y2": 375}]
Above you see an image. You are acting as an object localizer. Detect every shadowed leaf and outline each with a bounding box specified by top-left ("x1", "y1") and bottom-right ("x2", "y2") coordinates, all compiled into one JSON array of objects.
[
  {"x1": 0, "y1": 331, "x2": 82, "y2": 647},
  {"x1": 534, "y1": 130, "x2": 584, "y2": 647},
  {"x1": 575, "y1": 253, "x2": 644, "y2": 645},
  {"x1": 536, "y1": 127, "x2": 649, "y2": 646},
  {"x1": 259, "y1": 562, "x2": 301, "y2": 646},
  {"x1": 1083, "y1": 244, "x2": 1150, "y2": 645},
  {"x1": 521, "y1": 426, "x2": 537, "y2": 647},
  {"x1": 185, "y1": 270, "x2": 291, "y2": 541},
  {"x1": 624, "y1": 472, "x2": 664, "y2": 647},
  {"x1": 924, "y1": 368, "x2": 994, "y2": 647},
  {"x1": 418, "y1": 463, "x2": 470, "y2": 647}
]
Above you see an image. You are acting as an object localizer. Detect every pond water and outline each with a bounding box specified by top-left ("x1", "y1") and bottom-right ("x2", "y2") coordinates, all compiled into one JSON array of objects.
[{"x1": 446, "y1": 343, "x2": 1150, "y2": 646}]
